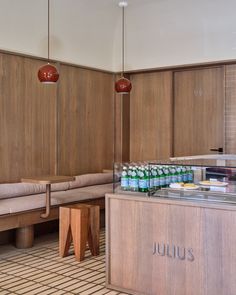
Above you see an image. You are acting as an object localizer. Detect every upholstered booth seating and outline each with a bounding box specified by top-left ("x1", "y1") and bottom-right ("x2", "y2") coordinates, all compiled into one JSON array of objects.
[{"x1": 0, "y1": 173, "x2": 113, "y2": 248}]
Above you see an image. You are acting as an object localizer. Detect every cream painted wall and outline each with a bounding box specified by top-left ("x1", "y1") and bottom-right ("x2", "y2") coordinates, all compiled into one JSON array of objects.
[
  {"x1": 0, "y1": 0, "x2": 236, "y2": 72},
  {"x1": 114, "y1": 0, "x2": 236, "y2": 71},
  {"x1": 0, "y1": 0, "x2": 46, "y2": 57},
  {"x1": 0, "y1": 0, "x2": 119, "y2": 71},
  {"x1": 52, "y1": 0, "x2": 118, "y2": 71}
]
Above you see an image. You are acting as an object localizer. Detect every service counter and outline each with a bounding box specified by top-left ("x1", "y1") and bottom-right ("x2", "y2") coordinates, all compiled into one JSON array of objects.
[{"x1": 106, "y1": 192, "x2": 236, "y2": 295}]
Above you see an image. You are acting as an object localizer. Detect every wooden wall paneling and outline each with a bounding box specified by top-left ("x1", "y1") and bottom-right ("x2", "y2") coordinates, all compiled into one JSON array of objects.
[
  {"x1": 225, "y1": 64, "x2": 236, "y2": 155},
  {"x1": 0, "y1": 49, "x2": 232, "y2": 183},
  {"x1": 121, "y1": 75, "x2": 131, "y2": 163},
  {"x1": 129, "y1": 71, "x2": 173, "y2": 162},
  {"x1": 174, "y1": 67, "x2": 224, "y2": 157},
  {"x1": 114, "y1": 74, "x2": 130, "y2": 163},
  {"x1": 114, "y1": 81, "x2": 122, "y2": 163},
  {"x1": 0, "y1": 53, "x2": 57, "y2": 182},
  {"x1": 57, "y1": 65, "x2": 114, "y2": 175},
  {"x1": 114, "y1": 74, "x2": 123, "y2": 163}
]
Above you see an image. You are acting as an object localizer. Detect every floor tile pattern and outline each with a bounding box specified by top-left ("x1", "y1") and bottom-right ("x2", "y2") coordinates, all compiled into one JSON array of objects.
[{"x1": 0, "y1": 231, "x2": 129, "y2": 295}]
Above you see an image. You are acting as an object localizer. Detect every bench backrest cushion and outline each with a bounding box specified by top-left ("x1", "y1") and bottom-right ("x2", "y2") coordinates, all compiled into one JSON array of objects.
[
  {"x1": 0, "y1": 183, "x2": 45, "y2": 200},
  {"x1": 0, "y1": 182, "x2": 69, "y2": 200},
  {"x1": 51, "y1": 182, "x2": 69, "y2": 192},
  {"x1": 0, "y1": 173, "x2": 112, "y2": 200},
  {"x1": 69, "y1": 173, "x2": 113, "y2": 189}
]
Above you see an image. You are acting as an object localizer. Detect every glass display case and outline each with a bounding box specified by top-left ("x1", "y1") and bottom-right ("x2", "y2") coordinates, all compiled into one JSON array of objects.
[{"x1": 113, "y1": 157, "x2": 236, "y2": 205}]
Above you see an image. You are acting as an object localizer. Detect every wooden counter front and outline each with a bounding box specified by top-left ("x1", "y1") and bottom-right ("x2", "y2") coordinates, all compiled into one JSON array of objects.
[{"x1": 106, "y1": 193, "x2": 236, "y2": 295}]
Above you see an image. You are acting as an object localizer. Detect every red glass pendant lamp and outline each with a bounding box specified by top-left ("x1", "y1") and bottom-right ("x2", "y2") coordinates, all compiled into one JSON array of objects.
[
  {"x1": 38, "y1": 0, "x2": 59, "y2": 83},
  {"x1": 115, "y1": 1, "x2": 132, "y2": 94}
]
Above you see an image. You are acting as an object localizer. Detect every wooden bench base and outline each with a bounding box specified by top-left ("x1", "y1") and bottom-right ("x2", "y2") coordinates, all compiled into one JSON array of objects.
[
  {"x1": 0, "y1": 198, "x2": 104, "y2": 249},
  {"x1": 15, "y1": 225, "x2": 34, "y2": 248}
]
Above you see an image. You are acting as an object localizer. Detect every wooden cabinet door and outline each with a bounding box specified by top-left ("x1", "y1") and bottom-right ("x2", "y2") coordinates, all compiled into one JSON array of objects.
[
  {"x1": 130, "y1": 71, "x2": 172, "y2": 161},
  {"x1": 174, "y1": 67, "x2": 224, "y2": 156}
]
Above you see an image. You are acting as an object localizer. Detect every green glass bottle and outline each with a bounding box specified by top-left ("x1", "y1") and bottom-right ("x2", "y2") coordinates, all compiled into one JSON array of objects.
[
  {"x1": 159, "y1": 168, "x2": 165, "y2": 188},
  {"x1": 170, "y1": 166, "x2": 177, "y2": 183},
  {"x1": 130, "y1": 167, "x2": 139, "y2": 192},
  {"x1": 153, "y1": 166, "x2": 160, "y2": 189},
  {"x1": 163, "y1": 166, "x2": 170, "y2": 187},
  {"x1": 182, "y1": 166, "x2": 188, "y2": 183},
  {"x1": 187, "y1": 166, "x2": 194, "y2": 183},
  {"x1": 138, "y1": 167, "x2": 148, "y2": 192},
  {"x1": 121, "y1": 166, "x2": 129, "y2": 191},
  {"x1": 128, "y1": 165, "x2": 133, "y2": 189},
  {"x1": 176, "y1": 166, "x2": 182, "y2": 183}
]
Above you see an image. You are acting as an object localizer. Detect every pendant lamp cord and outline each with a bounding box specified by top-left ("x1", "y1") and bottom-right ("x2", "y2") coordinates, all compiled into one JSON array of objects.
[
  {"x1": 122, "y1": 6, "x2": 125, "y2": 75},
  {"x1": 48, "y1": 0, "x2": 50, "y2": 62}
]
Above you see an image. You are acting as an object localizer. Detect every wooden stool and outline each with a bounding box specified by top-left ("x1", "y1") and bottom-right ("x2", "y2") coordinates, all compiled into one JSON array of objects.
[{"x1": 59, "y1": 204, "x2": 100, "y2": 261}]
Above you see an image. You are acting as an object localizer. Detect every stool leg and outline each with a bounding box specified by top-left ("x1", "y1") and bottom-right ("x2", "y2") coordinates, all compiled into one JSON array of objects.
[
  {"x1": 59, "y1": 207, "x2": 72, "y2": 257},
  {"x1": 71, "y1": 207, "x2": 89, "y2": 261},
  {"x1": 88, "y1": 206, "x2": 100, "y2": 256}
]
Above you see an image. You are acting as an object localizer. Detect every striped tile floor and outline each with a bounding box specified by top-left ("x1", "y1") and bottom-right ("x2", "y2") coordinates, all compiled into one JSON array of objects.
[{"x1": 0, "y1": 230, "x2": 129, "y2": 295}]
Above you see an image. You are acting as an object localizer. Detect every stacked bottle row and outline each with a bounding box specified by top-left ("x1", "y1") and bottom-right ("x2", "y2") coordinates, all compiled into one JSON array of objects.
[{"x1": 120, "y1": 164, "x2": 194, "y2": 192}]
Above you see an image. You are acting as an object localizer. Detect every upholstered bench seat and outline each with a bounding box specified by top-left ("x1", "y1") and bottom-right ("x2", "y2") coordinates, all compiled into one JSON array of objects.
[
  {"x1": 0, "y1": 173, "x2": 113, "y2": 248},
  {"x1": 0, "y1": 183, "x2": 113, "y2": 215},
  {"x1": 53, "y1": 183, "x2": 113, "y2": 204}
]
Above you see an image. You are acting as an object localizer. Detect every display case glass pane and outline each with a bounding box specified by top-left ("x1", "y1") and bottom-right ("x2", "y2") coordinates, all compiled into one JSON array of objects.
[{"x1": 113, "y1": 158, "x2": 236, "y2": 205}]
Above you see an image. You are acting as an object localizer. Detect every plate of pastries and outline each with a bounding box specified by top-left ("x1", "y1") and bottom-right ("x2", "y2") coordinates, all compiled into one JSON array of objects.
[
  {"x1": 169, "y1": 183, "x2": 199, "y2": 190},
  {"x1": 199, "y1": 180, "x2": 228, "y2": 187}
]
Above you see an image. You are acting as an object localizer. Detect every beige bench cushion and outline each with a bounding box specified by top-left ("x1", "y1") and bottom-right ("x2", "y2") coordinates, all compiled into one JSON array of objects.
[
  {"x1": 0, "y1": 173, "x2": 112, "y2": 200},
  {"x1": 53, "y1": 183, "x2": 113, "y2": 204},
  {"x1": 69, "y1": 173, "x2": 113, "y2": 189},
  {"x1": 0, "y1": 182, "x2": 69, "y2": 200},
  {"x1": 0, "y1": 183, "x2": 113, "y2": 214},
  {"x1": 0, "y1": 183, "x2": 45, "y2": 200},
  {"x1": 0, "y1": 205, "x2": 12, "y2": 215}
]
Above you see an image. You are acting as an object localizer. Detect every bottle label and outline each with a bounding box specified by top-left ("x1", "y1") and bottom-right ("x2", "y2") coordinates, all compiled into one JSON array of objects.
[
  {"x1": 177, "y1": 175, "x2": 182, "y2": 182},
  {"x1": 183, "y1": 174, "x2": 188, "y2": 182},
  {"x1": 171, "y1": 176, "x2": 177, "y2": 183},
  {"x1": 188, "y1": 174, "x2": 193, "y2": 182},
  {"x1": 130, "y1": 179, "x2": 139, "y2": 188},
  {"x1": 150, "y1": 178, "x2": 154, "y2": 188},
  {"x1": 129, "y1": 178, "x2": 132, "y2": 186},
  {"x1": 139, "y1": 179, "x2": 147, "y2": 189},
  {"x1": 165, "y1": 176, "x2": 170, "y2": 185},
  {"x1": 121, "y1": 178, "x2": 129, "y2": 188},
  {"x1": 154, "y1": 177, "x2": 160, "y2": 187},
  {"x1": 160, "y1": 177, "x2": 165, "y2": 186}
]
